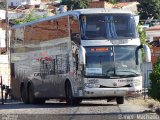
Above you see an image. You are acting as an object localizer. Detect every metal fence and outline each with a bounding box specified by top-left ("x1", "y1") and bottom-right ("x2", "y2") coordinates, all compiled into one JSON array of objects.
[{"x1": 0, "y1": 75, "x2": 4, "y2": 104}]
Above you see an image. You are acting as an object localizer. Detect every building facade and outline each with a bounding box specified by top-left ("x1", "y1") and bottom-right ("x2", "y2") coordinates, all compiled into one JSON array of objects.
[
  {"x1": 146, "y1": 25, "x2": 160, "y2": 64},
  {"x1": 7, "y1": 0, "x2": 41, "y2": 7}
]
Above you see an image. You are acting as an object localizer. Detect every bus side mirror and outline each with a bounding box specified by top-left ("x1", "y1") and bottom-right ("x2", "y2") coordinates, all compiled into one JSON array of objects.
[
  {"x1": 134, "y1": 15, "x2": 139, "y2": 26},
  {"x1": 79, "y1": 46, "x2": 86, "y2": 65},
  {"x1": 143, "y1": 44, "x2": 151, "y2": 62},
  {"x1": 135, "y1": 44, "x2": 151, "y2": 65}
]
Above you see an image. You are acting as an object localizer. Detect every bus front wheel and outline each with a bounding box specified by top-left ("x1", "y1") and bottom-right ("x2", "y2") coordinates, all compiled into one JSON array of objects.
[
  {"x1": 65, "y1": 82, "x2": 82, "y2": 105},
  {"x1": 28, "y1": 84, "x2": 36, "y2": 104}
]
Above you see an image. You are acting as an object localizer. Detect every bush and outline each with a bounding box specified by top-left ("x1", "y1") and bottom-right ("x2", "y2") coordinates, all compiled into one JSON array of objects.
[
  {"x1": 13, "y1": 10, "x2": 48, "y2": 25},
  {"x1": 148, "y1": 57, "x2": 160, "y2": 101}
]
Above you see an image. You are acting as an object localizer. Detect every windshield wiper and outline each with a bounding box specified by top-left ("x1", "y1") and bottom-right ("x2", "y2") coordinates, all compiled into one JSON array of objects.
[
  {"x1": 85, "y1": 73, "x2": 111, "y2": 78},
  {"x1": 116, "y1": 70, "x2": 140, "y2": 77},
  {"x1": 105, "y1": 68, "x2": 115, "y2": 77}
]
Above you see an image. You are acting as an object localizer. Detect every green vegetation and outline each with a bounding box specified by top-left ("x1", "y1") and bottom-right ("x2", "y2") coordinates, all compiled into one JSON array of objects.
[
  {"x1": 137, "y1": 25, "x2": 149, "y2": 60},
  {"x1": 138, "y1": 26, "x2": 147, "y2": 45},
  {"x1": 61, "y1": 0, "x2": 89, "y2": 10},
  {"x1": 138, "y1": 0, "x2": 160, "y2": 20},
  {"x1": 149, "y1": 57, "x2": 160, "y2": 102},
  {"x1": 13, "y1": 10, "x2": 48, "y2": 24},
  {"x1": 106, "y1": 0, "x2": 117, "y2": 4},
  {"x1": 0, "y1": 2, "x2": 5, "y2": 9}
]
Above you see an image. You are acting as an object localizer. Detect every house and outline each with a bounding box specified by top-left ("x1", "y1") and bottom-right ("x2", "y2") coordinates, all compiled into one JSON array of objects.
[
  {"x1": 88, "y1": 1, "x2": 114, "y2": 8},
  {"x1": 113, "y1": 2, "x2": 139, "y2": 14},
  {"x1": 118, "y1": 0, "x2": 139, "y2": 2},
  {"x1": 7, "y1": 0, "x2": 41, "y2": 7},
  {"x1": 146, "y1": 25, "x2": 160, "y2": 43},
  {"x1": 146, "y1": 25, "x2": 160, "y2": 64},
  {"x1": 41, "y1": 0, "x2": 61, "y2": 3},
  {"x1": 89, "y1": 1, "x2": 139, "y2": 14},
  {"x1": 90, "y1": 0, "x2": 139, "y2": 2}
]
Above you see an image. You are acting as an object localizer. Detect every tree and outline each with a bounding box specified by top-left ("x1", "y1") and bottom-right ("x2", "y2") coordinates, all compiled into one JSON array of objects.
[
  {"x1": 137, "y1": 26, "x2": 147, "y2": 45},
  {"x1": 105, "y1": 0, "x2": 117, "y2": 4},
  {"x1": 0, "y1": 2, "x2": 5, "y2": 9},
  {"x1": 137, "y1": 26, "x2": 149, "y2": 61},
  {"x1": 138, "y1": 0, "x2": 160, "y2": 20},
  {"x1": 13, "y1": 10, "x2": 48, "y2": 24},
  {"x1": 149, "y1": 57, "x2": 160, "y2": 101},
  {"x1": 61, "y1": 0, "x2": 89, "y2": 10}
]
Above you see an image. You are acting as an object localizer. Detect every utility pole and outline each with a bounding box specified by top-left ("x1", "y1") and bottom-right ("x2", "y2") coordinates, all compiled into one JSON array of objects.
[
  {"x1": 5, "y1": 0, "x2": 9, "y2": 52},
  {"x1": 1, "y1": 76, "x2": 4, "y2": 104},
  {"x1": 5, "y1": 0, "x2": 11, "y2": 101}
]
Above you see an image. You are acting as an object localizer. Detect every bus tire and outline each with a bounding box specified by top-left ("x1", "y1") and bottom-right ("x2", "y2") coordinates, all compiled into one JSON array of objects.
[
  {"x1": 75, "y1": 98, "x2": 82, "y2": 104},
  {"x1": 65, "y1": 82, "x2": 81, "y2": 105},
  {"x1": 28, "y1": 84, "x2": 36, "y2": 104},
  {"x1": 116, "y1": 96, "x2": 124, "y2": 104},
  {"x1": 21, "y1": 86, "x2": 29, "y2": 104},
  {"x1": 36, "y1": 99, "x2": 46, "y2": 104}
]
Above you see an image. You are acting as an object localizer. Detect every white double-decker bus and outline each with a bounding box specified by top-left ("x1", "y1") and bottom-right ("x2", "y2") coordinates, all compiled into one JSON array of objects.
[{"x1": 10, "y1": 8, "x2": 151, "y2": 105}]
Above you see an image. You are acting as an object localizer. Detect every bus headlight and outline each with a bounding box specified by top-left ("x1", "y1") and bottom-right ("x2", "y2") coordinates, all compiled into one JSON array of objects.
[
  {"x1": 130, "y1": 81, "x2": 141, "y2": 87},
  {"x1": 133, "y1": 82, "x2": 141, "y2": 86},
  {"x1": 129, "y1": 83, "x2": 134, "y2": 87},
  {"x1": 85, "y1": 83, "x2": 100, "y2": 88}
]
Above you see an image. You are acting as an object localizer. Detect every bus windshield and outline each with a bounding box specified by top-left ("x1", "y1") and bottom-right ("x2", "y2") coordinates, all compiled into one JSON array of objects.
[
  {"x1": 80, "y1": 14, "x2": 138, "y2": 40},
  {"x1": 85, "y1": 46, "x2": 141, "y2": 78}
]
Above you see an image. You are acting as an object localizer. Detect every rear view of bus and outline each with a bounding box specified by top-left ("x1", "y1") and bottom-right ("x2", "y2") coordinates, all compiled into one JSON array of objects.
[{"x1": 76, "y1": 9, "x2": 151, "y2": 104}]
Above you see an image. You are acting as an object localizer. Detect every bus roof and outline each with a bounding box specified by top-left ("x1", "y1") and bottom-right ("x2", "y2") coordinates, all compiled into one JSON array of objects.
[{"x1": 12, "y1": 8, "x2": 133, "y2": 29}]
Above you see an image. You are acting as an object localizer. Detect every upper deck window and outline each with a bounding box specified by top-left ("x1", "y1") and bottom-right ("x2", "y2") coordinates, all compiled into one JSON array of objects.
[{"x1": 80, "y1": 14, "x2": 138, "y2": 40}]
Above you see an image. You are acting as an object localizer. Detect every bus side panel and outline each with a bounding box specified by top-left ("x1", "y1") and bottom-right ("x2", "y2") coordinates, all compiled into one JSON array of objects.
[{"x1": 11, "y1": 16, "x2": 73, "y2": 99}]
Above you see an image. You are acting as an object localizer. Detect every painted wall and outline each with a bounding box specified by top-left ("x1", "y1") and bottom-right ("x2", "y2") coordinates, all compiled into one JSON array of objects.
[
  {"x1": 146, "y1": 30, "x2": 160, "y2": 42},
  {"x1": 0, "y1": 28, "x2": 5, "y2": 48},
  {"x1": 8, "y1": 0, "x2": 41, "y2": 6},
  {"x1": 0, "y1": 55, "x2": 10, "y2": 87},
  {"x1": 29, "y1": 0, "x2": 41, "y2": 5}
]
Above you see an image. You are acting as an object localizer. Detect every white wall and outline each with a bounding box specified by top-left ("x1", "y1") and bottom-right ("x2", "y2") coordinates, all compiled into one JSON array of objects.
[
  {"x1": 0, "y1": 10, "x2": 24, "y2": 20},
  {"x1": 122, "y1": 2, "x2": 139, "y2": 14},
  {"x1": 0, "y1": 0, "x2": 5, "y2": 2},
  {"x1": 8, "y1": 0, "x2": 22, "y2": 6},
  {"x1": 8, "y1": 0, "x2": 41, "y2": 6},
  {"x1": 0, "y1": 28, "x2": 5, "y2": 48},
  {"x1": 28, "y1": 0, "x2": 41, "y2": 5},
  {"x1": 146, "y1": 30, "x2": 160, "y2": 42},
  {"x1": 0, "y1": 55, "x2": 10, "y2": 87}
]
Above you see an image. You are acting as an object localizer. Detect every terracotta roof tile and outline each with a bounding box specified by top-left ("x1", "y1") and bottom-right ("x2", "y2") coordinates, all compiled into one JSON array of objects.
[
  {"x1": 146, "y1": 25, "x2": 160, "y2": 31},
  {"x1": 114, "y1": 2, "x2": 134, "y2": 8}
]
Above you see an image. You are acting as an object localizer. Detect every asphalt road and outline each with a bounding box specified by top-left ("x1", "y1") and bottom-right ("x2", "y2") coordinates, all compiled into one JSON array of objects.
[{"x1": 0, "y1": 99, "x2": 159, "y2": 120}]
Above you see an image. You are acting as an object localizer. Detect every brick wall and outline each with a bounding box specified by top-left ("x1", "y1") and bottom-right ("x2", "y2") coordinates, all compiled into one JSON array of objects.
[
  {"x1": 22, "y1": 16, "x2": 69, "y2": 43},
  {"x1": 151, "y1": 47, "x2": 160, "y2": 64},
  {"x1": 0, "y1": 20, "x2": 6, "y2": 30},
  {"x1": 41, "y1": 0, "x2": 54, "y2": 3}
]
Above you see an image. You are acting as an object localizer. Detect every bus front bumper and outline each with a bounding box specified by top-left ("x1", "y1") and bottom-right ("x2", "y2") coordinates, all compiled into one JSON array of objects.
[{"x1": 83, "y1": 88, "x2": 141, "y2": 97}]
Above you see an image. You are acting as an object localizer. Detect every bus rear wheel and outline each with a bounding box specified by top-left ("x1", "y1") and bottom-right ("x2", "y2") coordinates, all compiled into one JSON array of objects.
[
  {"x1": 28, "y1": 84, "x2": 46, "y2": 104},
  {"x1": 116, "y1": 96, "x2": 124, "y2": 104},
  {"x1": 21, "y1": 86, "x2": 29, "y2": 104},
  {"x1": 28, "y1": 84, "x2": 36, "y2": 104},
  {"x1": 65, "y1": 82, "x2": 82, "y2": 105},
  {"x1": 36, "y1": 99, "x2": 46, "y2": 104}
]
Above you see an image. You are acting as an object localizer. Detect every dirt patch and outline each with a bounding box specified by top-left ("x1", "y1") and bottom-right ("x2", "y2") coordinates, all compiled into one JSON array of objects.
[
  {"x1": 126, "y1": 96, "x2": 160, "y2": 115},
  {"x1": 126, "y1": 96, "x2": 160, "y2": 107}
]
